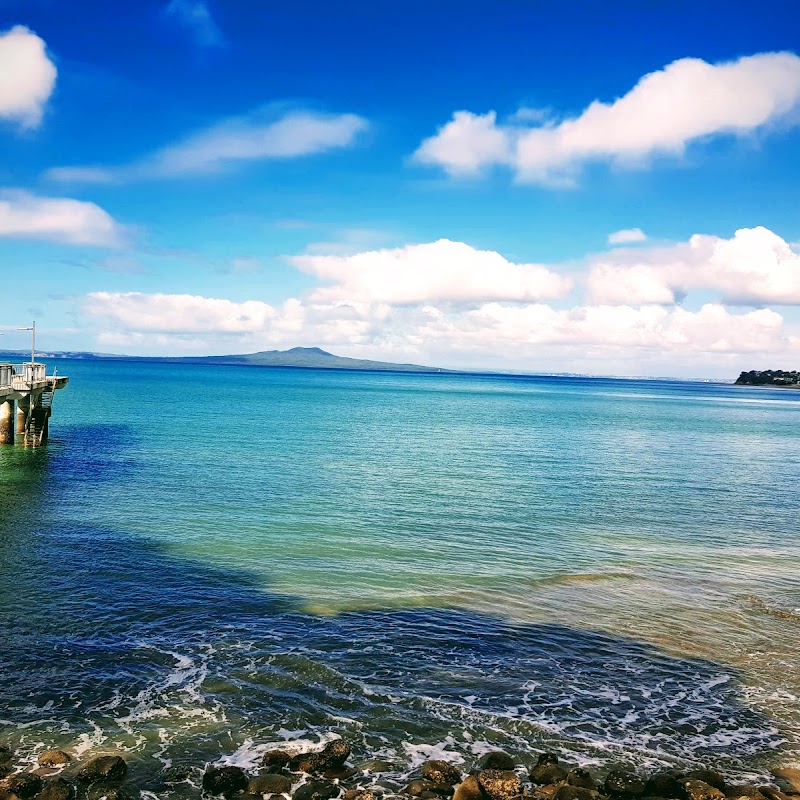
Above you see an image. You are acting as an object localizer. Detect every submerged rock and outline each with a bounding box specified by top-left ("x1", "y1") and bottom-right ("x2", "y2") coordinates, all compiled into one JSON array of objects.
[
  {"x1": 476, "y1": 770, "x2": 523, "y2": 800},
  {"x1": 453, "y1": 775, "x2": 487, "y2": 800},
  {"x1": 293, "y1": 780, "x2": 341, "y2": 800},
  {"x1": 161, "y1": 766, "x2": 192, "y2": 785},
  {"x1": 405, "y1": 780, "x2": 453, "y2": 797},
  {"x1": 478, "y1": 755, "x2": 516, "y2": 772},
  {"x1": 248, "y1": 774, "x2": 293, "y2": 796},
  {"x1": 683, "y1": 781, "x2": 726, "y2": 800},
  {"x1": 1, "y1": 774, "x2": 43, "y2": 799},
  {"x1": 604, "y1": 771, "x2": 645, "y2": 799},
  {"x1": 685, "y1": 773, "x2": 726, "y2": 793},
  {"x1": 38, "y1": 752, "x2": 71, "y2": 768},
  {"x1": 343, "y1": 792, "x2": 377, "y2": 800},
  {"x1": 554, "y1": 786, "x2": 600, "y2": 800},
  {"x1": 530, "y1": 756, "x2": 567, "y2": 786},
  {"x1": 567, "y1": 770, "x2": 597, "y2": 791},
  {"x1": 87, "y1": 786, "x2": 140, "y2": 800},
  {"x1": 262, "y1": 752, "x2": 292, "y2": 772},
  {"x1": 423, "y1": 762, "x2": 462, "y2": 786},
  {"x1": 77, "y1": 756, "x2": 128, "y2": 783},
  {"x1": 203, "y1": 766, "x2": 250, "y2": 796},
  {"x1": 643, "y1": 773, "x2": 683, "y2": 799},
  {"x1": 725, "y1": 788, "x2": 767, "y2": 800},
  {"x1": 357, "y1": 761, "x2": 394, "y2": 774},
  {"x1": 39, "y1": 778, "x2": 76, "y2": 800},
  {"x1": 774, "y1": 769, "x2": 800, "y2": 794},
  {"x1": 0, "y1": 748, "x2": 12, "y2": 765}
]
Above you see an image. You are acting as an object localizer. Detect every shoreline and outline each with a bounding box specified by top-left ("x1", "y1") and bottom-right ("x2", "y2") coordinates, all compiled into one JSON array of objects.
[{"x1": 2, "y1": 736, "x2": 799, "y2": 800}]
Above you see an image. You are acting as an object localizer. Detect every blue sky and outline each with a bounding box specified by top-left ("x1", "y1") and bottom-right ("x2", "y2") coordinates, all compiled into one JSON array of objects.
[{"x1": 1, "y1": 0, "x2": 800, "y2": 376}]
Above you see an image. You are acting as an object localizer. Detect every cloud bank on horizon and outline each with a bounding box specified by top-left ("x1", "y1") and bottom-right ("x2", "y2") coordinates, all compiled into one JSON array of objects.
[{"x1": 1, "y1": 7, "x2": 800, "y2": 378}]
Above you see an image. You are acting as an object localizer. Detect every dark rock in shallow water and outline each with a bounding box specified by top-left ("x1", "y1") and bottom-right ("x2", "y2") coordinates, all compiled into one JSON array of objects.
[
  {"x1": 685, "y1": 773, "x2": 726, "y2": 793},
  {"x1": 38, "y1": 752, "x2": 71, "y2": 768},
  {"x1": 530, "y1": 756, "x2": 567, "y2": 786},
  {"x1": 477, "y1": 770, "x2": 523, "y2": 800},
  {"x1": 406, "y1": 780, "x2": 453, "y2": 797},
  {"x1": 567, "y1": 771, "x2": 597, "y2": 791},
  {"x1": 453, "y1": 776, "x2": 487, "y2": 800},
  {"x1": 478, "y1": 755, "x2": 516, "y2": 772},
  {"x1": 39, "y1": 778, "x2": 76, "y2": 800},
  {"x1": 643, "y1": 774, "x2": 683, "y2": 799},
  {"x1": 0, "y1": 748, "x2": 12, "y2": 765},
  {"x1": 323, "y1": 767, "x2": 358, "y2": 781},
  {"x1": 761, "y1": 790, "x2": 795, "y2": 800},
  {"x1": 248, "y1": 774, "x2": 293, "y2": 796},
  {"x1": 88, "y1": 786, "x2": 140, "y2": 800},
  {"x1": 342, "y1": 791, "x2": 376, "y2": 800},
  {"x1": 554, "y1": 787, "x2": 600, "y2": 800},
  {"x1": 77, "y1": 756, "x2": 128, "y2": 783},
  {"x1": 683, "y1": 781, "x2": 726, "y2": 800},
  {"x1": 604, "y1": 771, "x2": 645, "y2": 799},
  {"x1": 262, "y1": 752, "x2": 292, "y2": 772},
  {"x1": 293, "y1": 780, "x2": 341, "y2": 800},
  {"x1": 290, "y1": 755, "x2": 325, "y2": 775},
  {"x1": 423, "y1": 762, "x2": 462, "y2": 786},
  {"x1": 161, "y1": 766, "x2": 192, "y2": 785},
  {"x1": 1, "y1": 774, "x2": 43, "y2": 799},
  {"x1": 357, "y1": 760, "x2": 393, "y2": 774},
  {"x1": 725, "y1": 788, "x2": 767, "y2": 800},
  {"x1": 203, "y1": 766, "x2": 250, "y2": 796},
  {"x1": 321, "y1": 741, "x2": 351, "y2": 769}
]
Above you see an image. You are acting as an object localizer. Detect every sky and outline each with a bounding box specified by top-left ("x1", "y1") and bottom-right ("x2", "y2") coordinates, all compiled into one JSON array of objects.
[{"x1": 1, "y1": 0, "x2": 800, "y2": 377}]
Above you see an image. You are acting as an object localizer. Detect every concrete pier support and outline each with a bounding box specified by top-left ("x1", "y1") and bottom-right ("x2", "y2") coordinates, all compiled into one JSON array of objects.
[
  {"x1": 16, "y1": 397, "x2": 30, "y2": 436},
  {"x1": 0, "y1": 399, "x2": 14, "y2": 445}
]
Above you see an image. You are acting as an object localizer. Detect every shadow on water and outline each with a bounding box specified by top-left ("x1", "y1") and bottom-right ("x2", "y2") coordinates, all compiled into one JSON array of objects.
[{"x1": 0, "y1": 426, "x2": 790, "y2": 788}]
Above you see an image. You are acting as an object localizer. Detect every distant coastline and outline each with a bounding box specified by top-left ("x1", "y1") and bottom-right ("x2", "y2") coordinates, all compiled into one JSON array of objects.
[{"x1": 735, "y1": 370, "x2": 800, "y2": 388}]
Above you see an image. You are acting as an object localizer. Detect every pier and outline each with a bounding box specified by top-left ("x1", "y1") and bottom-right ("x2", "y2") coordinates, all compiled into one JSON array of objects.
[{"x1": 0, "y1": 362, "x2": 69, "y2": 446}]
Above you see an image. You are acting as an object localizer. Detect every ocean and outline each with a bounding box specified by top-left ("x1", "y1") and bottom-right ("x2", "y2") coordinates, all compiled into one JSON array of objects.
[{"x1": 0, "y1": 361, "x2": 798, "y2": 793}]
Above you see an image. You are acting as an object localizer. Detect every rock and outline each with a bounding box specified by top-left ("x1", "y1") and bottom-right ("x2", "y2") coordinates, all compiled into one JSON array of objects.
[
  {"x1": 262, "y1": 752, "x2": 292, "y2": 772},
  {"x1": 554, "y1": 787, "x2": 600, "y2": 800},
  {"x1": 604, "y1": 772, "x2": 645, "y2": 800},
  {"x1": 161, "y1": 766, "x2": 191, "y2": 785},
  {"x1": 685, "y1": 773, "x2": 726, "y2": 793},
  {"x1": 643, "y1": 774, "x2": 683, "y2": 800},
  {"x1": 39, "y1": 778, "x2": 76, "y2": 800},
  {"x1": 358, "y1": 761, "x2": 393, "y2": 774},
  {"x1": 760, "y1": 791, "x2": 794, "y2": 800},
  {"x1": 88, "y1": 787, "x2": 139, "y2": 800},
  {"x1": 1, "y1": 774, "x2": 43, "y2": 799},
  {"x1": 774, "y1": 770, "x2": 800, "y2": 795},
  {"x1": 290, "y1": 755, "x2": 325, "y2": 775},
  {"x1": 248, "y1": 774, "x2": 293, "y2": 796},
  {"x1": 203, "y1": 766, "x2": 250, "y2": 796},
  {"x1": 478, "y1": 756, "x2": 516, "y2": 773},
  {"x1": 38, "y1": 752, "x2": 71, "y2": 769},
  {"x1": 423, "y1": 763, "x2": 462, "y2": 786},
  {"x1": 323, "y1": 768, "x2": 358, "y2": 781},
  {"x1": 0, "y1": 749, "x2": 12, "y2": 765},
  {"x1": 530, "y1": 756, "x2": 567, "y2": 786},
  {"x1": 477, "y1": 770, "x2": 523, "y2": 800},
  {"x1": 342, "y1": 793, "x2": 376, "y2": 800},
  {"x1": 683, "y1": 781, "x2": 726, "y2": 800},
  {"x1": 293, "y1": 780, "x2": 341, "y2": 800},
  {"x1": 566, "y1": 771, "x2": 596, "y2": 791},
  {"x1": 406, "y1": 781, "x2": 453, "y2": 798},
  {"x1": 321, "y1": 742, "x2": 351, "y2": 769},
  {"x1": 725, "y1": 788, "x2": 767, "y2": 800},
  {"x1": 77, "y1": 756, "x2": 128, "y2": 783},
  {"x1": 531, "y1": 788, "x2": 561, "y2": 800},
  {"x1": 453, "y1": 776, "x2": 487, "y2": 800}
]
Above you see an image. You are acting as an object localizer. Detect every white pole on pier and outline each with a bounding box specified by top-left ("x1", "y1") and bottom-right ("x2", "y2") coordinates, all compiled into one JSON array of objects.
[{"x1": 17, "y1": 321, "x2": 35, "y2": 364}]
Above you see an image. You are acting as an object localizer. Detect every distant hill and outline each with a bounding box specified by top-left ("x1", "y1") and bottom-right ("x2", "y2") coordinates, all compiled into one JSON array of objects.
[
  {"x1": 0, "y1": 346, "x2": 449, "y2": 374},
  {"x1": 735, "y1": 369, "x2": 800, "y2": 387}
]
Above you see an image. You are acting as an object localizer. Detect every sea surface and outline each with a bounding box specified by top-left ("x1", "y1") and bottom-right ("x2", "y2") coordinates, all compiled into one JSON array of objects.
[{"x1": 1, "y1": 362, "x2": 799, "y2": 792}]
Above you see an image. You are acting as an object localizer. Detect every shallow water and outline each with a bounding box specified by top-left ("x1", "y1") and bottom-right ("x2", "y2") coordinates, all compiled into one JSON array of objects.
[{"x1": 0, "y1": 363, "x2": 798, "y2": 791}]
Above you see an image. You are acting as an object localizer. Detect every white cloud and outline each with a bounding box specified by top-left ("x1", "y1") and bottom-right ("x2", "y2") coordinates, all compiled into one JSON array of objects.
[
  {"x1": 0, "y1": 190, "x2": 126, "y2": 247},
  {"x1": 587, "y1": 226, "x2": 800, "y2": 306},
  {"x1": 164, "y1": 0, "x2": 225, "y2": 48},
  {"x1": 0, "y1": 26, "x2": 57, "y2": 129},
  {"x1": 414, "y1": 52, "x2": 800, "y2": 185},
  {"x1": 44, "y1": 109, "x2": 369, "y2": 183},
  {"x1": 608, "y1": 228, "x2": 647, "y2": 245},
  {"x1": 289, "y1": 239, "x2": 573, "y2": 304}
]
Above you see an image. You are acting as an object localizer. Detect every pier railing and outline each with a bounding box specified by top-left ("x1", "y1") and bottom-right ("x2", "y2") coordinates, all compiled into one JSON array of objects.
[{"x1": 0, "y1": 363, "x2": 49, "y2": 393}]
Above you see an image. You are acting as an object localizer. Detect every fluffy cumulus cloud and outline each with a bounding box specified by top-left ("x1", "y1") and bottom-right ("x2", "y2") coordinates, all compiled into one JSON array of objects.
[
  {"x1": 608, "y1": 228, "x2": 647, "y2": 245},
  {"x1": 414, "y1": 51, "x2": 800, "y2": 184},
  {"x1": 45, "y1": 109, "x2": 369, "y2": 183},
  {"x1": 289, "y1": 239, "x2": 573, "y2": 304},
  {"x1": 0, "y1": 190, "x2": 125, "y2": 246},
  {"x1": 587, "y1": 226, "x2": 800, "y2": 306},
  {"x1": 0, "y1": 26, "x2": 57, "y2": 128}
]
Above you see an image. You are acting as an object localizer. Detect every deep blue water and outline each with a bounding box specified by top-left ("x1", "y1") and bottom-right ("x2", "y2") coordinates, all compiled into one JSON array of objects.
[{"x1": 1, "y1": 362, "x2": 799, "y2": 791}]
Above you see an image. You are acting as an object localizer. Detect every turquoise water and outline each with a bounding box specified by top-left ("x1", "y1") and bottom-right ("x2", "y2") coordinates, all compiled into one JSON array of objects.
[{"x1": 1, "y1": 362, "x2": 799, "y2": 790}]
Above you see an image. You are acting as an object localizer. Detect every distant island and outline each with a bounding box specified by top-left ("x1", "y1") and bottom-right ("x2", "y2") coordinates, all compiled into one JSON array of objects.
[
  {"x1": 0, "y1": 346, "x2": 450, "y2": 374},
  {"x1": 735, "y1": 369, "x2": 800, "y2": 387}
]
